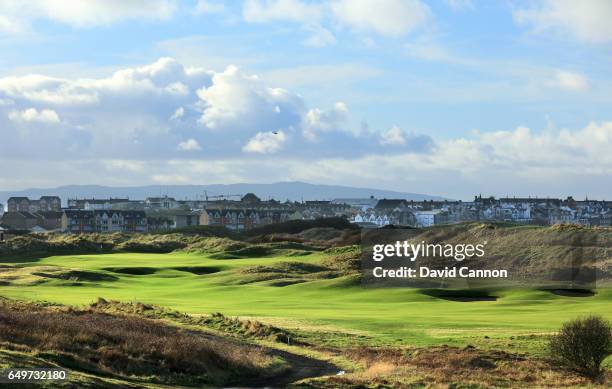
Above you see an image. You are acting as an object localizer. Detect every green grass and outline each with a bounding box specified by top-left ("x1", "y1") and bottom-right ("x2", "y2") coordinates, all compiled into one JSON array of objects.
[{"x1": 1, "y1": 252, "x2": 611, "y2": 354}]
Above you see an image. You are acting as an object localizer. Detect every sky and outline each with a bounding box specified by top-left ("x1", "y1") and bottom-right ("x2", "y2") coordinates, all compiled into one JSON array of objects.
[{"x1": 0, "y1": 0, "x2": 611, "y2": 200}]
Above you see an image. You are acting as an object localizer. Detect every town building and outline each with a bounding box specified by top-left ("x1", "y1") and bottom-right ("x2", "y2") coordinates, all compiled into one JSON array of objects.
[
  {"x1": 145, "y1": 196, "x2": 179, "y2": 209},
  {"x1": 168, "y1": 212, "x2": 201, "y2": 229},
  {"x1": 61, "y1": 210, "x2": 147, "y2": 233},
  {"x1": 331, "y1": 197, "x2": 379, "y2": 211},
  {"x1": 35, "y1": 211, "x2": 63, "y2": 231},
  {"x1": 414, "y1": 210, "x2": 448, "y2": 227},
  {"x1": 67, "y1": 198, "x2": 131, "y2": 210},
  {"x1": 7, "y1": 197, "x2": 30, "y2": 212},
  {"x1": 7, "y1": 196, "x2": 61, "y2": 212},
  {"x1": 38, "y1": 196, "x2": 62, "y2": 211},
  {"x1": 0, "y1": 211, "x2": 39, "y2": 230},
  {"x1": 199, "y1": 207, "x2": 293, "y2": 230}
]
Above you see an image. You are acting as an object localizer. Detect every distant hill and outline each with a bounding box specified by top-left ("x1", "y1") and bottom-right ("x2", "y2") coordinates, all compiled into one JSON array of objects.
[{"x1": 0, "y1": 181, "x2": 448, "y2": 208}]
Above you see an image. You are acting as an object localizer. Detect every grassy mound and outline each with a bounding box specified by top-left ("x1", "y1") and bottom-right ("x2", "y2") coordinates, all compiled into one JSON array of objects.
[
  {"x1": 0, "y1": 265, "x2": 119, "y2": 286},
  {"x1": 237, "y1": 261, "x2": 340, "y2": 285},
  {"x1": 362, "y1": 222, "x2": 612, "y2": 284},
  {"x1": 321, "y1": 245, "x2": 361, "y2": 274},
  {"x1": 182, "y1": 237, "x2": 249, "y2": 253},
  {"x1": 200, "y1": 312, "x2": 294, "y2": 343},
  {"x1": 89, "y1": 299, "x2": 297, "y2": 345},
  {"x1": 0, "y1": 298, "x2": 280, "y2": 386},
  {"x1": 246, "y1": 217, "x2": 357, "y2": 236}
]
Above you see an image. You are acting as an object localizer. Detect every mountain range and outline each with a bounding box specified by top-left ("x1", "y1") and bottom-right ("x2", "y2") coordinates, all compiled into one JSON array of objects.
[{"x1": 0, "y1": 182, "x2": 447, "y2": 209}]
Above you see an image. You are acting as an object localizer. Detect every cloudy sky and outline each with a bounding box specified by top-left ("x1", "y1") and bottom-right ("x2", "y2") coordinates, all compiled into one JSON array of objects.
[{"x1": 0, "y1": 0, "x2": 611, "y2": 200}]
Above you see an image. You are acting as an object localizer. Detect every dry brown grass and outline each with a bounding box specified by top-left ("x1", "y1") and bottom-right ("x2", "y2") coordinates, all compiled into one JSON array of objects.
[
  {"x1": 312, "y1": 345, "x2": 610, "y2": 388},
  {"x1": 0, "y1": 298, "x2": 277, "y2": 386}
]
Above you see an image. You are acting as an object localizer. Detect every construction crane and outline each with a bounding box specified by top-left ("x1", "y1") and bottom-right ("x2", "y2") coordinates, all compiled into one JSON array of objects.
[{"x1": 203, "y1": 191, "x2": 242, "y2": 201}]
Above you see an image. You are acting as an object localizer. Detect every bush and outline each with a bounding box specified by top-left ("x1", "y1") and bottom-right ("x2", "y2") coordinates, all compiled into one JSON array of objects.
[{"x1": 549, "y1": 315, "x2": 611, "y2": 379}]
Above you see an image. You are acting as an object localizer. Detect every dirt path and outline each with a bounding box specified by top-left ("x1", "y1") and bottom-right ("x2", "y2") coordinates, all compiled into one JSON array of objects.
[
  {"x1": 245, "y1": 347, "x2": 340, "y2": 388},
  {"x1": 184, "y1": 326, "x2": 340, "y2": 388}
]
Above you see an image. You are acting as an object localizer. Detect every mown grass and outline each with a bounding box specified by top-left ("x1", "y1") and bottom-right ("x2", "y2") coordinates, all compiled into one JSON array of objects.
[{"x1": 0, "y1": 250, "x2": 610, "y2": 356}]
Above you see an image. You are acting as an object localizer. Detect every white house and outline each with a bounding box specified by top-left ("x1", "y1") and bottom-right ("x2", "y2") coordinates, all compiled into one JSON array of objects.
[
  {"x1": 146, "y1": 196, "x2": 179, "y2": 209},
  {"x1": 331, "y1": 197, "x2": 379, "y2": 211},
  {"x1": 414, "y1": 210, "x2": 441, "y2": 227}
]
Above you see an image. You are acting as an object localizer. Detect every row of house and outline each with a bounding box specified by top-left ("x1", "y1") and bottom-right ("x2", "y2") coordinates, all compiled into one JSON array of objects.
[
  {"x1": 348, "y1": 195, "x2": 611, "y2": 228},
  {"x1": 0, "y1": 193, "x2": 298, "y2": 233},
  {"x1": 61, "y1": 210, "x2": 148, "y2": 233},
  {"x1": 2, "y1": 193, "x2": 610, "y2": 234},
  {"x1": 350, "y1": 199, "x2": 449, "y2": 227}
]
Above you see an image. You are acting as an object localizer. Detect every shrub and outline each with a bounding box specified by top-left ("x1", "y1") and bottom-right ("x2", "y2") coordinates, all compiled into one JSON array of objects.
[{"x1": 549, "y1": 315, "x2": 611, "y2": 379}]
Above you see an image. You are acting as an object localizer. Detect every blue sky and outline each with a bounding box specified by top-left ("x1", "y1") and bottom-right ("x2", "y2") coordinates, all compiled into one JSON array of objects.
[{"x1": 0, "y1": 0, "x2": 611, "y2": 199}]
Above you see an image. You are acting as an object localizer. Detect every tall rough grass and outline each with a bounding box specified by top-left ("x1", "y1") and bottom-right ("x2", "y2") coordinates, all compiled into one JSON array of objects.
[{"x1": 0, "y1": 299, "x2": 275, "y2": 386}]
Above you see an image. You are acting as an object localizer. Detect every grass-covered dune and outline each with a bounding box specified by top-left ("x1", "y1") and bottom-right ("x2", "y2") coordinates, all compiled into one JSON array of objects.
[
  {"x1": 0, "y1": 222, "x2": 610, "y2": 347},
  {"x1": 410, "y1": 223, "x2": 611, "y2": 279},
  {"x1": 0, "y1": 221, "x2": 610, "y2": 387},
  {"x1": 0, "y1": 217, "x2": 359, "y2": 261}
]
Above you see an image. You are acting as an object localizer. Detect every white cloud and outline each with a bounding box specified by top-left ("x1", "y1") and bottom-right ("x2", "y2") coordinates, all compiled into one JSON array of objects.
[
  {"x1": 380, "y1": 125, "x2": 406, "y2": 145},
  {"x1": 242, "y1": 130, "x2": 287, "y2": 153},
  {"x1": 196, "y1": 64, "x2": 305, "y2": 132},
  {"x1": 0, "y1": 0, "x2": 176, "y2": 32},
  {"x1": 243, "y1": 0, "x2": 322, "y2": 23},
  {"x1": 331, "y1": 0, "x2": 430, "y2": 37},
  {"x1": 0, "y1": 57, "x2": 355, "y2": 161},
  {"x1": 289, "y1": 122, "x2": 612, "y2": 197},
  {"x1": 403, "y1": 38, "x2": 478, "y2": 66},
  {"x1": 1, "y1": 122, "x2": 610, "y2": 198},
  {"x1": 0, "y1": 13, "x2": 26, "y2": 33},
  {"x1": 194, "y1": 0, "x2": 225, "y2": 14},
  {"x1": 2, "y1": 58, "x2": 609, "y2": 198},
  {"x1": 514, "y1": 0, "x2": 612, "y2": 44},
  {"x1": 552, "y1": 70, "x2": 589, "y2": 91},
  {"x1": 262, "y1": 64, "x2": 381, "y2": 89},
  {"x1": 8, "y1": 107, "x2": 60, "y2": 123},
  {"x1": 432, "y1": 123, "x2": 612, "y2": 173},
  {"x1": 178, "y1": 138, "x2": 201, "y2": 151},
  {"x1": 303, "y1": 101, "x2": 349, "y2": 139},
  {"x1": 241, "y1": 0, "x2": 430, "y2": 42},
  {"x1": 0, "y1": 57, "x2": 213, "y2": 158},
  {"x1": 0, "y1": 74, "x2": 99, "y2": 105},
  {"x1": 0, "y1": 57, "x2": 212, "y2": 107},
  {"x1": 151, "y1": 174, "x2": 190, "y2": 183},
  {"x1": 104, "y1": 160, "x2": 146, "y2": 173},
  {"x1": 302, "y1": 24, "x2": 337, "y2": 47},
  {"x1": 170, "y1": 106, "x2": 185, "y2": 120}
]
